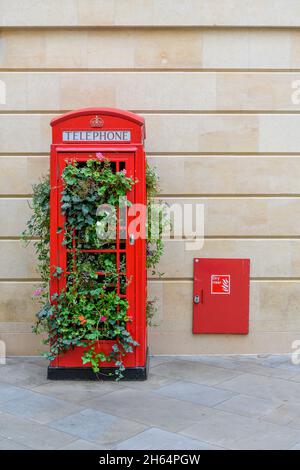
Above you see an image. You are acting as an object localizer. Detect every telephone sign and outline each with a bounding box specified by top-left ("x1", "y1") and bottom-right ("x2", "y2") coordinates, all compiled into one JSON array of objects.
[{"x1": 62, "y1": 130, "x2": 131, "y2": 142}]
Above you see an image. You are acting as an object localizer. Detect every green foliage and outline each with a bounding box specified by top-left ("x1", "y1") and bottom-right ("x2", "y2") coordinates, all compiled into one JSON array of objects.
[
  {"x1": 146, "y1": 162, "x2": 170, "y2": 277},
  {"x1": 22, "y1": 175, "x2": 50, "y2": 308},
  {"x1": 146, "y1": 297, "x2": 159, "y2": 327},
  {"x1": 22, "y1": 176, "x2": 50, "y2": 284},
  {"x1": 35, "y1": 269, "x2": 138, "y2": 379},
  {"x1": 61, "y1": 159, "x2": 135, "y2": 249},
  {"x1": 23, "y1": 157, "x2": 165, "y2": 379}
]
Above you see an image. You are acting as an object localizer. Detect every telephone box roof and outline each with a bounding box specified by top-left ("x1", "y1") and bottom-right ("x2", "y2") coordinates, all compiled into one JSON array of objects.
[{"x1": 51, "y1": 108, "x2": 145, "y2": 127}]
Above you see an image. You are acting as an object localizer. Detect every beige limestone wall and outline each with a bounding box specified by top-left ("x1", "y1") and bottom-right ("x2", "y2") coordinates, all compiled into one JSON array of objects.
[{"x1": 0, "y1": 1, "x2": 300, "y2": 355}]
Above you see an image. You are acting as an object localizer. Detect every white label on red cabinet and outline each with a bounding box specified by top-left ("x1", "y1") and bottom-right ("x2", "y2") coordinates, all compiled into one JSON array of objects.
[{"x1": 211, "y1": 275, "x2": 230, "y2": 294}]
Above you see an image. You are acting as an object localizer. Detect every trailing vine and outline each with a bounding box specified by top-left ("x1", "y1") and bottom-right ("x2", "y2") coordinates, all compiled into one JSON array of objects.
[{"x1": 23, "y1": 156, "x2": 166, "y2": 379}]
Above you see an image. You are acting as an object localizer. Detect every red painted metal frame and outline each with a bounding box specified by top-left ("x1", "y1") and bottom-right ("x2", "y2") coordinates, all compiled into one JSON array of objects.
[{"x1": 50, "y1": 108, "x2": 147, "y2": 371}]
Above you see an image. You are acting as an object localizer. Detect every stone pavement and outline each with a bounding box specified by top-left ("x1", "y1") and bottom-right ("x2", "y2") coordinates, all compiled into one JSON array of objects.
[{"x1": 1, "y1": 355, "x2": 300, "y2": 449}]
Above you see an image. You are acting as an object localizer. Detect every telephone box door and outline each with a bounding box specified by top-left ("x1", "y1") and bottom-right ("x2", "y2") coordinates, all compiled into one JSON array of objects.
[{"x1": 54, "y1": 152, "x2": 139, "y2": 367}]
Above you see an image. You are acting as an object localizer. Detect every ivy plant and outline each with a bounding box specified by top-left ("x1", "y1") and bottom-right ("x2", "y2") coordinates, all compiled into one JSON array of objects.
[{"x1": 23, "y1": 156, "x2": 166, "y2": 379}]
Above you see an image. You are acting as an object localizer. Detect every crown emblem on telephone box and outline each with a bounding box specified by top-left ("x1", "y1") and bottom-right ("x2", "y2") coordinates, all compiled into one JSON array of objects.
[{"x1": 90, "y1": 115, "x2": 104, "y2": 128}]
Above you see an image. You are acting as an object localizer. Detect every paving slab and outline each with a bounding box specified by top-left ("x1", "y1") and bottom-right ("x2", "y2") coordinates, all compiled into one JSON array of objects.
[
  {"x1": 219, "y1": 372, "x2": 300, "y2": 403},
  {"x1": 274, "y1": 362, "x2": 300, "y2": 373},
  {"x1": 60, "y1": 439, "x2": 111, "y2": 450},
  {"x1": 122, "y1": 373, "x2": 177, "y2": 392},
  {"x1": 0, "y1": 390, "x2": 84, "y2": 424},
  {"x1": 149, "y1": 356, "x2": 175, "y2": 367},
  {"x1": 290, "y1": 441, "x2": 300, "y2": 450},
  {"x1": 0, "y1": 438, "x2": 31, "y2": 450},
  {"x1": 5, "y1": 357, "x2": 47, "y2": 366},
  {"x1": 151, "y1": 359, "x2": 241, "y2": 386},
  {"x1": 258, "y1": 354, "x2": 292, "y2": 368},
  {"x1": 222, "y1": 361, "x2": 296, "y2": 380},
  {"x1": 176, "y1": 355, "x2": 240, "y2": 370},
  {"x1": 230, "y1": 354, "x2": 271, "y2": 363},
  {"x1": 0, "y1": 412, "x2": 76, "y2": 450},
  {"x1": 288, "y1": 373, "x2": 300, "y2": 383},
  {"x1": 115, "y1": 427, "x2": 224, "y2": 450},
  {"x1": 33, "y1": 380, "x2": 123, "y2": 404},
  {"x1": 176, "y1": 355, "x2": 295, "y2": 379},
  {"x1": 49, "y1": 408, "x2": 147, "y2": 447},
  {"x1": 180, "y1": 409, "x2": 300, "y2": 450},
  {"x1": 180, "y1": 409, "x2": 260, "y2": 447},
  {"x1": 154, "y1": 381, "x2": 237, "y2": 407},
  {"x1": 216, "y1": 394, "x2": 282, "y2": 418},
  {"x1": 0, "y1": 361, "x2": 48, "y2": 388},
  {"x1": 87, "y1": 388, "x2": 212, "y2": 432},
  {"x1": 18, "y1": 357, "x2": 49, "y2": 367},
  {"x1": 2, "y1": 355, "x2": 300, "y2": 450},
  {"x1": 232, "y1": 425, "x2": 300, "y2": 450},
  {"x1": 263, "y1": 403, "x2": 300, "y2": 429},
  {"x1": 0, "y1": 382, "x2": 32, "y2": 403}
]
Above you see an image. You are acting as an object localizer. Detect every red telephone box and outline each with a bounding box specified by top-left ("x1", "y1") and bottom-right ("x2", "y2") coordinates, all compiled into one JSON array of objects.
[
  {"x1": 48, "y1": 108, "x2": 147, "y2": 380},
  {"x1": 193, "y1": 258, "x2": 250, "y2": 334}
]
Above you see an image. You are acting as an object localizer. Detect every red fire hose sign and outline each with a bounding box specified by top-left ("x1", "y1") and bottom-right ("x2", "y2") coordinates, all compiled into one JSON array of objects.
[{"x1": 211, "y1": 275, "x2": 230, "y2": 294}]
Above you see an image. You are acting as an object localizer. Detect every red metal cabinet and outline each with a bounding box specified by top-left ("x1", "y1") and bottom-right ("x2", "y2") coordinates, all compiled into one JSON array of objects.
[
  {"x1": 193, "y1": 258, "x2": 250, "y2": 334},
  {"x1": 48, "y1": 108, "x2": 147, "y2": 380}
]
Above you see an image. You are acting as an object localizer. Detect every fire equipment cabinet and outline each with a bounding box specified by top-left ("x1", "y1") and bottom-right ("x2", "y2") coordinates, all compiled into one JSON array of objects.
[
  {"x1": 193, "y1": 258, "x2": 250, "y2": 334},
  {"x1": 48, "y1": 108, "x2": 148, "y2": 380}
]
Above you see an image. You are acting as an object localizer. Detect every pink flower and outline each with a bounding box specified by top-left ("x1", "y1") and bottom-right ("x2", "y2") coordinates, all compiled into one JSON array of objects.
[
  {"x1": 120, "y1": 169, "x2": 127, "y2": 175},
  {"x1": 100, "y1": 315, "x2": 107, "y2": 322},
  {"x1": 33, "y1": 288, "x2": 43, "y2": 297},
  {"x1": 96, "y1": 153, "x2": 104, "y2": 161}
]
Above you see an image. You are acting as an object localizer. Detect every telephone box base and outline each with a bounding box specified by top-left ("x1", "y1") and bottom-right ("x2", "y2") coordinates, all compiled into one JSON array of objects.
[
  {"x1": 47, "y1": 350, "x2": 149, "y2": 381},
  {"x1": 47, "y1": 366, "x2": 148, "y2": 381}
]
